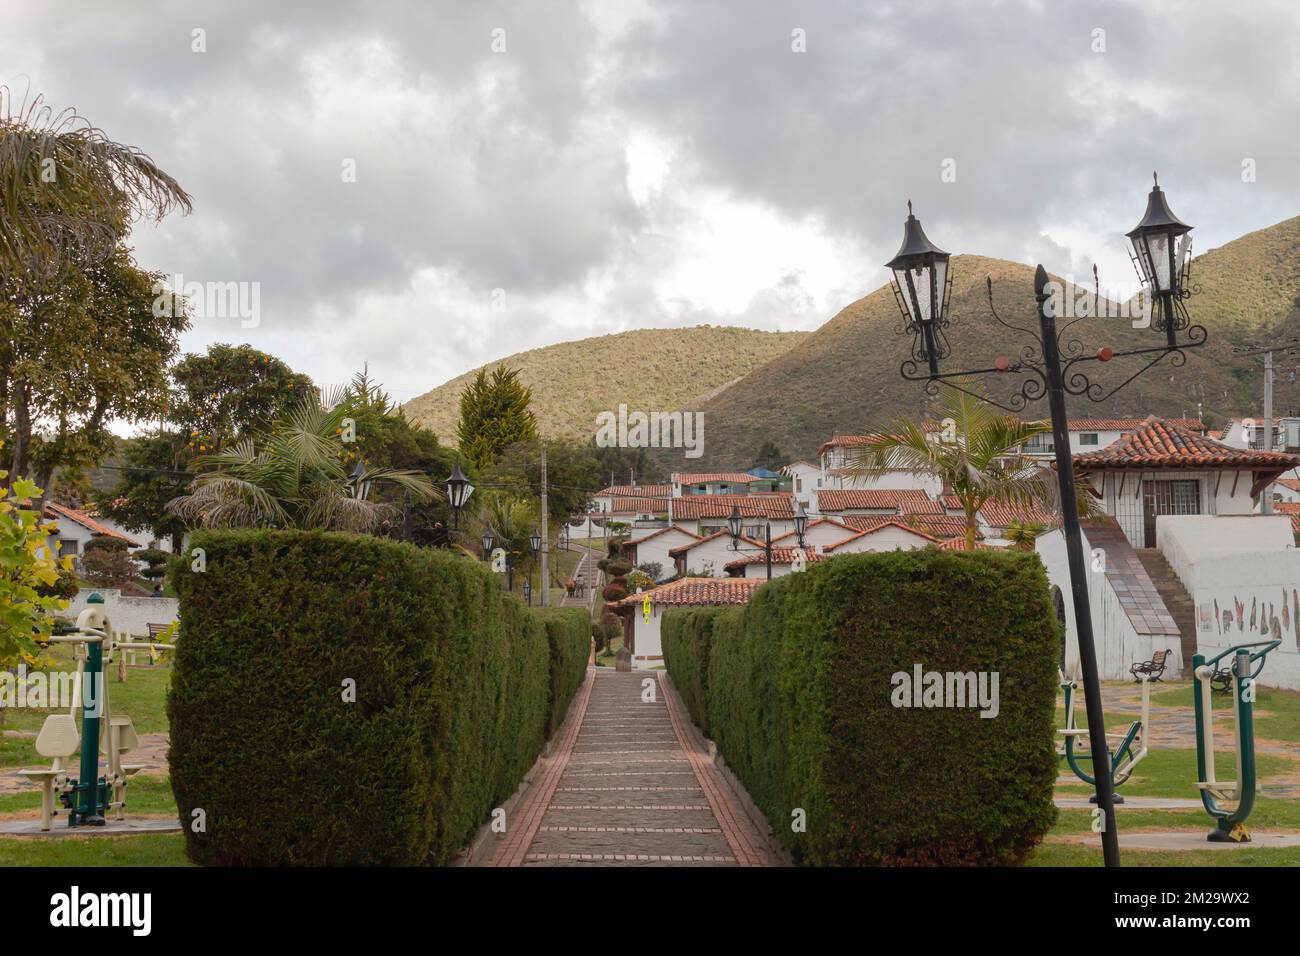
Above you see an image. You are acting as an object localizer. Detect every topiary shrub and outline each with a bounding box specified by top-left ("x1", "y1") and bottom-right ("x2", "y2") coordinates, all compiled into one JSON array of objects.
[
  {"x1": 168, "y1": 528, "x2": 588, "y2": 866},
  {"x1": 534, "y1": 607, "x2": 592, "y2": 735},
  {"x1": 663, "y1": 549, "x2": 1060, "y2": 866},
  {"x1": 601, "y1": 579, "x2": 628, "y2": 602}
]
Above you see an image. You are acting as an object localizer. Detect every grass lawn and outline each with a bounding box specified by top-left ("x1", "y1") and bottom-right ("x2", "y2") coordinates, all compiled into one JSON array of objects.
[{"x1": 0, "y1": 834, "x2": 189, "y2": 866}]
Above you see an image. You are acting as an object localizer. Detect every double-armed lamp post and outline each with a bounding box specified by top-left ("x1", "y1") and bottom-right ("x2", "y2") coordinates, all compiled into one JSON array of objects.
[
  {"x1": 725, "y1": 500, "x2": 809, "y2": 579},
  {"x1": 886, "y1": 176, "x2": 1205, "y2": 868}
]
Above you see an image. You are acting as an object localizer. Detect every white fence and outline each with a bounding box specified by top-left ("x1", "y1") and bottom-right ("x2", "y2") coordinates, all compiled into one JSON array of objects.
[{"x1": 62, "y1": 589, "x2": 180, "y2": 638}]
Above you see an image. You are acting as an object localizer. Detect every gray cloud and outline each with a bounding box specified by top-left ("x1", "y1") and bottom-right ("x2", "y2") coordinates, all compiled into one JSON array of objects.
[{"x1": 4, "y1": 0, "x2": 1298, "y2": 403}]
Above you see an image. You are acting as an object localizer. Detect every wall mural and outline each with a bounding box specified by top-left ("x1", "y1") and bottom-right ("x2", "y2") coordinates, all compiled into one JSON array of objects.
[{"x1": 1200, "y1": 587, "x2": 1300, "y2": 651}]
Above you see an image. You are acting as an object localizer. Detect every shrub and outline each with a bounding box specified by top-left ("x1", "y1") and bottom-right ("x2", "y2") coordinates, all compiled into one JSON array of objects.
[
  {"x1": 168, "y1": 528, "x2": 588, "y2": 866},
  {"x1": 82, "y1": 533, "x2": 129, "y2": 554},
  {"x1": 663, "y1": 549, "x2": 1059, "y2": 866},
  {"x1": 134, "y1": 547, "x2": 171, "y2": 582},
  {"x1": 661, "y1": 607, "x2": 717, "y2": 735},
  {"x1": 80, "y1": 547, "x2": 139, "y2": 587},
  {"x1": 601, "y1": 579, "x2": 628, "y2": 602},
  {"x1": 533, "y1": 607, "x2": 591, "y2": 735}
]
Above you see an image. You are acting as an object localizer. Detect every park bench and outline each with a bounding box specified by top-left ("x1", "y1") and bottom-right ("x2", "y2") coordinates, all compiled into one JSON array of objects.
[{"x1": 1129, "y1": 648, "x2": 1171, "y2": 683}]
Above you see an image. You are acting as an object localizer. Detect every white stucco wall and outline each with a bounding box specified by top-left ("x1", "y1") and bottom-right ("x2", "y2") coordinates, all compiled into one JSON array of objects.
[
  {"x1": 1036, "y1": 528, "x2": 1180, "y2": 681},
  {"x1": 1156, "y1": 515, "x2": 1300, "y2": 690},
  {"x1": 827, "y1": 525, "x2": 935, "y2": 554},
  {"x1": 630, "y1": 528, "x2": 699, "y2": 581},
  {"x1": 62, "y1": 589, "x2": 179, "y2": 638}
]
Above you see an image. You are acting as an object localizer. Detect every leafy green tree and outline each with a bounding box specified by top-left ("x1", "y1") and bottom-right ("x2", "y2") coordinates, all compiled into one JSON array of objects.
[
  {"x1": 456, "y1": 365, "x2": 538, "y2": 469},
  {"x1": 170, "y1": 343, "x2": 313, "y2": 454},
  {"x1": 0, "y1": 469, "x2": 69, "y2": 661},
  {"x1": 95, "y1": 433, "x2": 191, "y2": 552},
  {"x1": 167, "y1": 392, "x2": 438, "y2": 532},
  {"x1": 0, "y1": 89, "x2": 191, "y2": 281},
  {"x1": 753, "y1": 440, "x2": 784, "y2": 472},
  {"x1": 0, "y1": 244, "x2": 188, "y2": 501},
  {"x1": 80, "y1": 546, "x2": 139, "y2": 588},
  {"x1": 848, "y1": 386, "x2": 1097, "y2": 550}
]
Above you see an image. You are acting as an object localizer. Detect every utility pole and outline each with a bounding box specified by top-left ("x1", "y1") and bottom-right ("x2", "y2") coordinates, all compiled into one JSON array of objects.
[
  {"x1": 540, "y1": 443, "x2": 549, "y2": 607},
  {"x1": 1233, "y1": 341, "x2": 1300, "y2": 514}
]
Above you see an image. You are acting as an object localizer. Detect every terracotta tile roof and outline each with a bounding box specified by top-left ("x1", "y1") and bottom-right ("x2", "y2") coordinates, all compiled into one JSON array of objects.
[
  {"x1": 44, "y1": 503, "x2": 141, "y2": 547},
  {"x1": 977, "y1": 500, "x2": 1059, "y2": 529},
  {"x1": 596, "y1": 484, "x2": 670, "y2": 499},
  {"x1": 1072, "y1": 416, "x2": 1300, "y2": 471},
  {"x1": 667, "y1": 528, "x2": 765, "y2": 558},
  {"x1": 1276, "y1": 478, "x2": 1300, "y2": 493},
  {"x1": 1275, "y1": 502, "x2": 1300, "y2": 534},
  {"x1": 769, "y1": 517, "x2": 857, "y2": 545},
  {"x1": 937, "y1": 537, "x2": 996, "y2": 551},
  {"x1": 612, "y1": 576, "x2": 762, "y2": 608},
  {"x1": 673, "y1": 472, "x2": 762, "y2": 485},
  {"x1": 670, "y1": 495, "x2": 794, "y2": 520},
  {"x1": 606, "y1": 496, "x2": 668, "y2": 514},
  {"x1": 724, "y1": 547, "x2": 826, "y2": 571},
  {"x1": 816, "y1": 427, "x2": 946, "y2": 458},
  {"x1": 817, "y1": 488, "x2": 937, "y2": 512},
  {"x1": 629, "y1": 524, "x2": 701, "y2": 545},
  {"x1": 840, "y1": 514, "x2": 982, "y2": 540},
  {"x1": 822, "y1": 520, "x2": 940, "y2": 551},
  {"x1": 1058, "y1": 417, "x2": 1203, "y2": 432}
]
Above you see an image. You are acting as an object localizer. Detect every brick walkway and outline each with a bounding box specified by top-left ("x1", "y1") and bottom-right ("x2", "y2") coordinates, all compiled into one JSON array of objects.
[{"x1": 486, "y1": 669, "x2": 775, "y2": 866}]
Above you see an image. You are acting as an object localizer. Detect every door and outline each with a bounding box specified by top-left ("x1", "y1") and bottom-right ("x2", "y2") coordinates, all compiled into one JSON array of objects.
[{"x1": 1141, "y1": 479, "x2": 1200, "y2": 547}]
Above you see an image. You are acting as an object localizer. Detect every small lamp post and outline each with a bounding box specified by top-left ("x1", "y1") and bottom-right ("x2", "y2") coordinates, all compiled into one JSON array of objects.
[
  {"x1": 886, "y1": 179, "x2": 1205, "y2": 869},
  {"x1": 481, "y1": 526, "x2": 495, "y2": 561},
  {"x1": 529, "y1": 528, "x2": 542, "y2": 606},
  {"x1": 793, "y1": 499, "x2": 808, "y2": 548},
  {"x1": 445, "y1": 460, "x2": 474, "y2": 529}
]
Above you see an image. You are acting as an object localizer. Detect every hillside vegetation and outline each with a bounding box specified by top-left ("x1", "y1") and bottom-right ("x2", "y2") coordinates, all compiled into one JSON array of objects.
[
  {"x1": 402, "y1": 326, "x2": 807, "y2": 443},
  {"x1": 685, "y1": 216, "x2": 1300, "y2": 467}
]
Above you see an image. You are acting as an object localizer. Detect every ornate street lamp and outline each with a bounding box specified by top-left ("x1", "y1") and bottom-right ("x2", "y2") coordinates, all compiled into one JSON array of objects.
[
  {"x1": 1127, "y1": 173, "x2": 1195, "y2": 351},
  {"x1": 725, "y1": 505, "x2": 773, "y2": 580},
  {"x1": 887, "y1": 180, "x2": 1206, "y2": 869},
  {"x1": 445, "y1": 460, "x2": 474, "y2": 529},
  {"x1": 481, "y1": 526, "x2": 495, "y2": 560},
  {"x1": 793, "y1": 499, "x2": 808, "y2": 548},
  {"x1": 726, "y1": 505, "x2": 743, "y2": 542},
  {"x1": 530, "y1": 528, "x2": 542, "y2": 556},
  {"x1": 887, "y1": 201, "x2": 953, "y2": 378}
]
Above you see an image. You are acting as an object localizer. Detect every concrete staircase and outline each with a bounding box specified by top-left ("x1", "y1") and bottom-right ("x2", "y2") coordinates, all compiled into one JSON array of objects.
[{"x1": 1135, "y1": 548, "x2": 1198, "y2": 667}]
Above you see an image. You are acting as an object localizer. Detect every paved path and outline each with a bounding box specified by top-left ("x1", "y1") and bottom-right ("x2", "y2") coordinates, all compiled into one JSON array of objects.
[{"x1": 486, "y1": 669, "x2": 776, "y2": 866}]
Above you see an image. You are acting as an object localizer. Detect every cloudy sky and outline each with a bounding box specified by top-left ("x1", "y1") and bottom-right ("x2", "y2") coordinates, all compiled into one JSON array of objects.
[{"x1": 5, "y1": 0, "x2": 1299, "y2": 405}]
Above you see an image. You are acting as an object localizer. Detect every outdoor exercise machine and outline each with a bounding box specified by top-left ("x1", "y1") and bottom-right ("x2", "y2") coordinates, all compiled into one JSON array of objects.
[
  {"x1": 1190, "y1": 640, "x2": 1280, "y2": 843},
  {"x1": 1057, "y1": 662, "x2": 1151, "y2": 802},
  {"x1": 17, "y1": 593, "x2": 176, "y2": 830}
]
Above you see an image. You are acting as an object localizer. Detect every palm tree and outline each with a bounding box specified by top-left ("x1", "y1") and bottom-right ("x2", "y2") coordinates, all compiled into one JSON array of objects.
[
  {"x1": 847, "y1": 385, "x2": 1096, "y2": 550},
  {"x1": 1005, "y1": 520, "x2": 1049, "y2": 552},
  {"x1": 0, "y1": 88, "x2": 191, "y2": 279},
  {"x1": 167, "y1": 391, "x2": 438, "y2": 533}
]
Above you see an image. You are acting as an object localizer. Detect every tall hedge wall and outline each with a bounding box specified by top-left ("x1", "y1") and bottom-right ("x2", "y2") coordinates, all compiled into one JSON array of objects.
[
  {"x1": 663, "y1": 549, "x2": 1059, "y2": 866},
  {"x1": 168, "y1": 529, "x2": 589, "y2": 866}
]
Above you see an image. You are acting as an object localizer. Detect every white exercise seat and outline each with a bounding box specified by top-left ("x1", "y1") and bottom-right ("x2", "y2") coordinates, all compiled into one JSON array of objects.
[{"x1": 18, "y1": 713, "x2": 82, "y2": 830}]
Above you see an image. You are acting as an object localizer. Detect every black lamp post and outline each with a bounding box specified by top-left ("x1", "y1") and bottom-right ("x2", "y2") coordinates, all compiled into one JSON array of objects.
[
  {"x1": 445, "y1": 460, "x2": 474, "y2": 530},
  {"x1": 481, "y1": 526, "x2": 495, "y2": 561},
  {"x1": 793, "y1": 499, "x2": 808, "y2": 548},
  {"x1": 528, "y1": 528, "x2": 541, "y2": 606},
  {"x1": 726, "y1": 504, "x2": 773, "y2": 581},
  {"x1": 888, "y1": 180, "x2": 1205, "y2": 870}
]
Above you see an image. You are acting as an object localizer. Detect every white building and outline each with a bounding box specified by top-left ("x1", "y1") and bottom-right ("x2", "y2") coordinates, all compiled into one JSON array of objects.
[
  {"x1": 667, "y1": 529, "x2": 765, "y2": 578},
  {"x1": 625, "y1": 525, "x2": 701, "y2": 582},
  {"x1": 611, "y1": 577, "x2": 761, "y2": 668},
  {"x1": 44, "y1": 503, "x2": 140, "y2": 559}
]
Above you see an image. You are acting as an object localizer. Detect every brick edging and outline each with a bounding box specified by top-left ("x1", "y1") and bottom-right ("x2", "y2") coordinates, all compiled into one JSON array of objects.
[{"x1": 483, "y1": 667, "x2": 596, "y2": 867}]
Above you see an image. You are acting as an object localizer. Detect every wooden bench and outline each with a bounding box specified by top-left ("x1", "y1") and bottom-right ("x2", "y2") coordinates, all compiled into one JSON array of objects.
[{"x1": 1130, "y1": 648, "x2": 1172, "y2": 683}]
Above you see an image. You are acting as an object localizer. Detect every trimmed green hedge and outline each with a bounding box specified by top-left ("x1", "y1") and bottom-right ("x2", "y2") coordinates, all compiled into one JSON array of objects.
[
  {"x1": 663, "y1": 549, "x2": 1059, "y2": 866},
  {"x1": 661, "y1": 607, "x2": 718, "y2": 735},
  {"x1": 168, "y1": 529, "x2": 589, "y2": 866},
  {"x1": 535, "y1": 608, "x2": 591, "y2": 735}
]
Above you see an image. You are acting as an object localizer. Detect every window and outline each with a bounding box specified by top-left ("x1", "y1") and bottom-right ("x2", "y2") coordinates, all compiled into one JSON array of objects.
[
  {"x1": 744, "y1": 524, "x2": 766, "y2": 540},
  {"x1": 795, "y1": 477, "x2": 802, "y2": 492},
  {"x1": 58, "y1": 539, "x2": 78, "y2": 557},
  {"x1": 1079, "y1": 433, "x2": 1099, "y2": 446}
]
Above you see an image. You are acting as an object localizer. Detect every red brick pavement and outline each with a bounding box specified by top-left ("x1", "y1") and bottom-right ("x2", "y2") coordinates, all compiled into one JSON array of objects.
[{"x1": 484, "y1": 668, "x2": 776, "y2": 867}]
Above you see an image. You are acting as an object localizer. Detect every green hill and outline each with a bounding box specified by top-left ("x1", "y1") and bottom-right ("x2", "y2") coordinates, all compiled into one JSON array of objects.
[
  {"x1": 683, "y1": 216, "x2": 1300, "y2": 468},
  {"x1": 402, "y1": 326, "x2": 808, "y2": 444}
]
